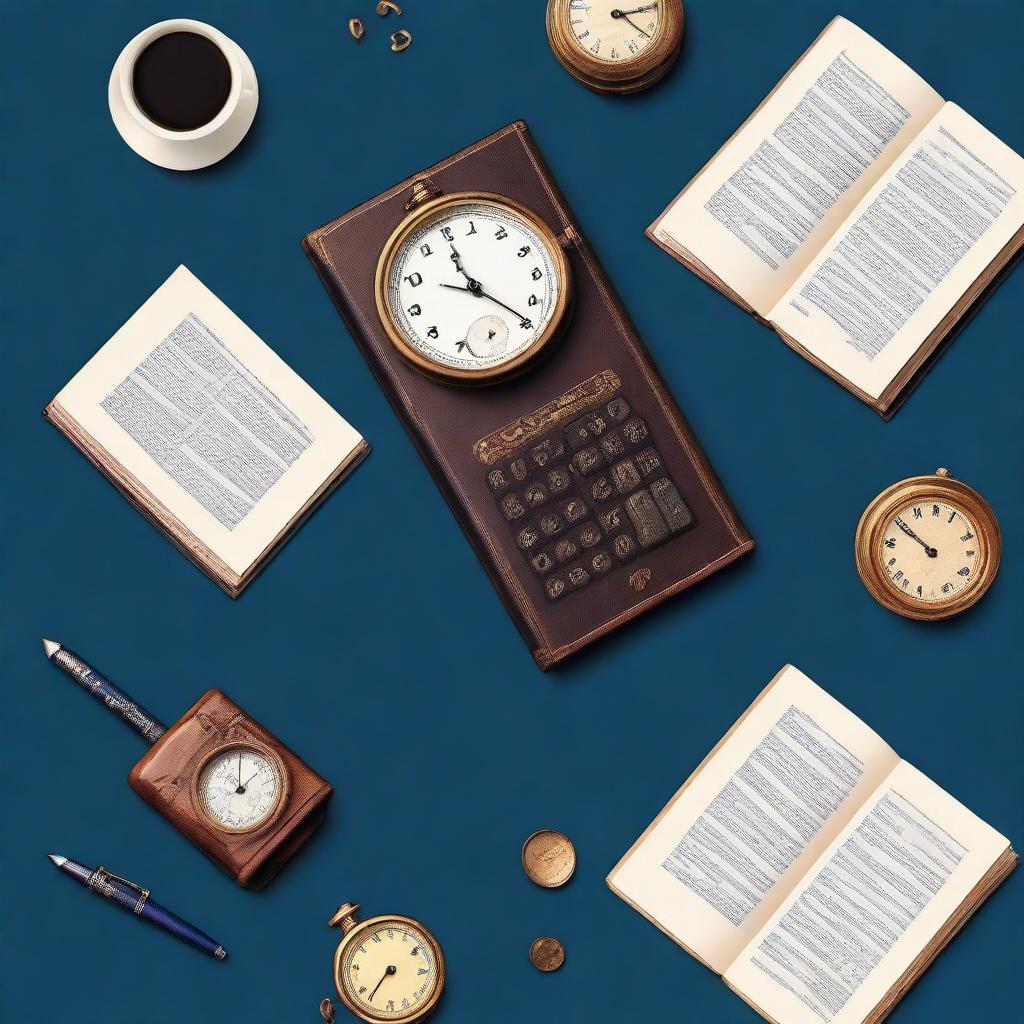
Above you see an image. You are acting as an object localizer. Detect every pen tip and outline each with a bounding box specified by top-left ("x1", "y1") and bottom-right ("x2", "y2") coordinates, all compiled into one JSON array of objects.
[
  {"x1": 42, "y1": 638, "x2": 61, "y2": 659},
  {"x1": 48, "y1": 853, "x2": 66, "y2": 867},
  {"x1": 215, "y1": 946, "x2": 228, "y2": 960}
]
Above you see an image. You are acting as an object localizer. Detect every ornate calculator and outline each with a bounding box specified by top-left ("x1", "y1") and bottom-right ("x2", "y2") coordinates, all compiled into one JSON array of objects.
[{"x1": 304, "y1": 121, "x2": 752, "y2": 668}]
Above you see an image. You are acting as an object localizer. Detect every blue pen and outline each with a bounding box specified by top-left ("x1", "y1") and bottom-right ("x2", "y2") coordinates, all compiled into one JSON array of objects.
[{"x1": 48, "y1": 853, "x2": 228, "y2": 961}]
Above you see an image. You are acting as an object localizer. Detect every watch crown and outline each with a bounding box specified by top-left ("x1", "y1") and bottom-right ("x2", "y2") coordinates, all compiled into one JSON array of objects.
[
  {"x1": 328, "y1": 903, "x2": 360, "y2": 933},
  {"x1": 935, "y1": 467, "x2": 951, "y2": 478},
  {"x1": 405, "y1": 179, "x2": 442, "y2": 211}
]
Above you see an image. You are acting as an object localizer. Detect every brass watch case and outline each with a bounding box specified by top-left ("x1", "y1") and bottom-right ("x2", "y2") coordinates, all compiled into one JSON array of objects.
[
  {"x1": 375, "y1": 187, "x2": 574, "y2": 386},
  {"x1": 854, "y1": 469, "x2": 1001, "y2": 621},
  {"x1": 192, "y1": 740, "x2": 289, "y2": 835},
  {"x1": 330, "y1": 904, "x2": 446, "y2": 1024},
  {"x1": 545, "y1": 0, "x2": 685, "y2": 95}
]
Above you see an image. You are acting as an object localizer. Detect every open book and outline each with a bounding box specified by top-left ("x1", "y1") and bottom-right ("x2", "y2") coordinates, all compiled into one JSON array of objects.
[
  {"x1": 45, "y1": 266, "x2": 368, "y2": 597},
  {"x1": 608, "y1": 665, "x2": 1017, "y2": 1024},
  {"x1": 648, "y1": 17, "x2": 1024, "y2": 417}
]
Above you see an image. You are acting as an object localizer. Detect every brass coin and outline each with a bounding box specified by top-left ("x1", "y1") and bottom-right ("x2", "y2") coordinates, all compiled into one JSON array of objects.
[
  {"x1": 530, "y1": 936, "x2": 565, "y2": 972},
  {"x1": 522, "y1": 829, "x2": 576, "y2": 888}
]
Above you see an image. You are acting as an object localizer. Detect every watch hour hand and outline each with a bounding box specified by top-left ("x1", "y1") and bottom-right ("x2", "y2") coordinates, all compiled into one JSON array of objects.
[
  {"x1": 368, "y1": 965, "x2": 396, "y2": 1002},
  {"x1": 610, "y1": 10, "x2": 651, "y2": 37},
  {"x1": 894, "y1": 517, "x2": 938, "y2": 557}
]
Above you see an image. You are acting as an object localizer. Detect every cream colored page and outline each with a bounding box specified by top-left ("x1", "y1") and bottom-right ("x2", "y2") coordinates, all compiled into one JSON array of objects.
[
  {"x1": 725, "y1": 760, "x2": 1010, "y2": 1024},
  {"x1": 651, "y1": 17, "x2": 942, "y2": 316},
  {"x1": 770, "y1": 103, "x2": 1024, "y2": 398},
  {"x1": 607, "y1": 666, "x2": 898, "y2": 974},
  {"x1": 54, "y1": 266, "x2": 364, "y2": 576}
]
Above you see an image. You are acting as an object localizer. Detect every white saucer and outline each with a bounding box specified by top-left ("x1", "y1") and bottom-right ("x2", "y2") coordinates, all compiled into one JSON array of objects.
[{"x1": 108, "y1": 21, "x2": 259, "y2": 172}]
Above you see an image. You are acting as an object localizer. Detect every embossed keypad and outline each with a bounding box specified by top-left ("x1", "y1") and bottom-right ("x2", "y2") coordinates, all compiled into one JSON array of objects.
[{"x1": 484, "y1": 392, "x2": 694, "y2": 601}]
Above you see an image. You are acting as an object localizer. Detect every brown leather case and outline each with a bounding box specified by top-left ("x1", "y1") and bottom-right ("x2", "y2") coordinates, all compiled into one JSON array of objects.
[
  {"x1": 128, "y1": 690, "x2": 332, "y2": 889},
  {"x1": 303, "y1": 121, "x2": 753, "y2": 669}
]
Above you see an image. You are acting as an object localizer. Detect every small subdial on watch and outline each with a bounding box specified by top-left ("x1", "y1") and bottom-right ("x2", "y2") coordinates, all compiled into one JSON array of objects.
[{"x1": 463, "y1": 314, "x2": 509, "y2": 357}]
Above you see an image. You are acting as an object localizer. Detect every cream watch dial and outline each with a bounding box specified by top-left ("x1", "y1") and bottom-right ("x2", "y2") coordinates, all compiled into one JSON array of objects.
[
  {"x1": 342, "y1": 921, "x2": 440, "y2": 1020},
  {"x1": 567, "y1": 1, "x2": 662, "y2": 61},
  {"x1": 198, "y1": 747, "x2": 281, "y2": 831},
  {"x1": 877, "y1": 500, "x2": 982, "y2": 603},
  {"x1": 387, "y1": 202, "x2": 561, "y2": 374}
]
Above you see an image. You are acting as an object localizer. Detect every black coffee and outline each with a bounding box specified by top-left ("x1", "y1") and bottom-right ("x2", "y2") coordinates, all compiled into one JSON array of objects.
[{"x1": 132, "y1": 31, "x2": 232, "y2": 132}]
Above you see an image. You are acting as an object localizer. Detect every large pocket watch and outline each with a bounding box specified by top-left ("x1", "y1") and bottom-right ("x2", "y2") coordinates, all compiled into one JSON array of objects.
[
  {"x1": 375, "y1": 180, "x2": 574, "y2": 385},
  {"x1": 855, "y1": 468, "x2": 1001, "y2": 620},
  {"x1": 546, "y1": 0, "x2": 685, "y2": 94},
  {"x1": 321, "y1": 903, "x2": 445, "y2": 1024}
]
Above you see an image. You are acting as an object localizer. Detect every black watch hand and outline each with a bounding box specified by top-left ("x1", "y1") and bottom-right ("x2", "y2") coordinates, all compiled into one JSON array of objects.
[
  {"x1": 610, "y1": 10, "x2": 651, "y2": 37},
  {"x1": 449, "y1": 243, "x2": 472, "y2": 282},
  {"x1": 368, "y1": 966, "x2": 396, "y2": 1002},
  {"x1": 613, "y1": 4, "x2": 658, "y2": 15},
  {"x1": 894, "y1": 517, "x2": 938, "y2": 557},
  {"x1": 439, "y1": 283, "x2": 530, "y2": 327}
]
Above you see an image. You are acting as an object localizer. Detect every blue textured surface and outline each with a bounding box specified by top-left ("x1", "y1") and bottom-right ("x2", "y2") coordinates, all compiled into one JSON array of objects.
[{"x1": 1, "y1": 2, "x2": 1021, "y2": 1022}]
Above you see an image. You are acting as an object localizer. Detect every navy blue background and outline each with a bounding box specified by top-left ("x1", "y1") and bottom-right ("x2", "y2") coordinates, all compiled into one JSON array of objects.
[{"x1": 2, "y1": 2, "x2": 1021, "y2": 1022}]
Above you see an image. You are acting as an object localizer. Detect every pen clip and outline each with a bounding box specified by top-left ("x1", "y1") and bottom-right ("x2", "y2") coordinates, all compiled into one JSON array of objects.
[{"x1": 92, "y1": 867, "x2": 151, "y2": 914}]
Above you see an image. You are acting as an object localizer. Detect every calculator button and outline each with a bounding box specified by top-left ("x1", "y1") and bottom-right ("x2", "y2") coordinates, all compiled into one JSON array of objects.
[
  {"x1": 611, "y1": 459, "x2": 642, "y2": 494},
  {"x1": 591, "y1": 550, "x2": 612, "y2": 574},
  {"x1": 545, "y1": 575, "x2": 567, "y2": 601},
  {"x1": 613, "y1": 534, "x2": 637, "y2": 562},
  {"x1": 606, "y1": 397, "x2": 631, "y2": 422},
  {"x1": 565, "y1": 419, "x2": 592, "y2": 450},
  {"x1": 635, "y1": 447, "x2": 663, "y2": 478},
  {"x1": 517, "y1": 526, "x2": 540, "y2": 551},
  {"x1": 539, "y1": 513, "x2": 565, "y2": 537},
  {"x1": 530, "y1": 441, "x2": 552, "y2": 468},
  {"x1": 531, "y1": 551, "x2": 555, "y2": 574},
  {"x1": 562, "y1": 499, "x2": 588, "y2": 524},
  {"x1": 622, "y1": 418, "x2": 648, "y2": 446},
  {"x1": 547, "y1": 466, "x2": 572, "y2": 494},
  {"x1": 591, "y1": 475, "x2": 614, "y2": 502},
  {"x1": 572, "y1": 447, "x2": 602, "y2": 476},
  {"x1": 568, "y1": 564, "x2": 591, "y2": 589},
  {"x1": 501, "y1": 493, "x2": 526, "y2": 521},
  {"x1": 600, "y1": 430, "x2": 625, "y2": 461},
  {"x1": 651, "y1": 477, "x2": 693, "y2": 533},
  {"x1": 488, "y1": 468, "x2": 509, "y2": 492},
  {"x1": 578, "y1": 523, "x2": 602, "y2": 548},
  {"x1": 626, "y1": 488, "x2": 670, "y2": 548},
  {"x1": 599, "y1": 505, "x2": 625, "y2": 531},
  {"x1": 524, "y1": 483, "x2": 548, "y2": 509},
  {"x1": 554, "y1": 538, "x2": 579, "y2": 563},
  {"x1": 587, "y1": 411, "x2": 609, "y2": 436},
  {"x1": 510, "y1": 458, "x2": 528, "y2": 482}
]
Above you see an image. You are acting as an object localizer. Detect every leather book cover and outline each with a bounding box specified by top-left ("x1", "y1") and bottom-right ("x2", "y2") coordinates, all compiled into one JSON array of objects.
[{"x1": 303, "y1": 121, "x2": 753, "y2": 669}]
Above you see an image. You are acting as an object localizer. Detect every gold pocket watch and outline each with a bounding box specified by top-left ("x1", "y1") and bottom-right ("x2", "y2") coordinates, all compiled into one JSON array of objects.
[
  {"x1": 546, "y1": 0, "x2": 685, "y2": 94},
  {"x1": 855, "y1": 468, "x2": 1001, "y2": 621},
  {"x1": 375, "y1": 180, "x2": 574, "y2": 385},
  {"x1": 321, "y1": 903, "x2": 445, "y2": 1024}
]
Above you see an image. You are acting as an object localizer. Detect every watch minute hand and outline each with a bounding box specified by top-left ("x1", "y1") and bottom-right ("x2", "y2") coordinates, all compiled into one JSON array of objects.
[
  {"x1": 894, "y1": 517, "x2": 938, "y2": 557},
  {"x1": 439, "y1": 282, "x2": 531, "y2": 327}
]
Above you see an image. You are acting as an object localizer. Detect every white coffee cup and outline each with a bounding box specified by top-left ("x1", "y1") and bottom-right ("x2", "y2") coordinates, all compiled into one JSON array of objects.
[{"x1": 108, "y1": 19, "x2": 258, "y2": 171}]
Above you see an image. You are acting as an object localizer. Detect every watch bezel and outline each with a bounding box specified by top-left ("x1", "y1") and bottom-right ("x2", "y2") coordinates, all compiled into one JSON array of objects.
[{"x1": 375, "y1": 191, "x2": 574, "y2": 386}]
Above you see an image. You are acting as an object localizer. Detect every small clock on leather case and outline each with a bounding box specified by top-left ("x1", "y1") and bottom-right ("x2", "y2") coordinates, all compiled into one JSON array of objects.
[
  {"x1": 546, "y1": 0, "x2": 685, "y2": 94},
  {"x1": 128, "y1": 689, "x2": 332, "y2": 889}
]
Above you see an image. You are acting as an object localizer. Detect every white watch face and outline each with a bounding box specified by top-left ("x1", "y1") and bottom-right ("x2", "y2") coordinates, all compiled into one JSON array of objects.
[
  {"x1": 567, "y1": 1, "x2": 662, "y2": 62},
  {"x1": 198, "y1": 747, "x2": 282, "y2": 831},
  {"x1": 386, "y1": 201, "x2": 562, "y2": 375}
]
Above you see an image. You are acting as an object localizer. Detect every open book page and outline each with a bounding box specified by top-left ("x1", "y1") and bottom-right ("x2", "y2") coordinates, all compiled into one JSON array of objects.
[
  {"x1": 52, "y1": 266, "x2": 364, "y2": 578},
  {"x1": 649, "y1": 17, "x2": 943, "y2": 317},
  {"x1": 724, "y1": 760, "x2": 1011, "y2": 1024},
  {"x1": 770, "y1": 102, "x2": 1024, "y2": 400},
  {"x1": 607, "y1": 666, "x2": 899, "y2": 974}
]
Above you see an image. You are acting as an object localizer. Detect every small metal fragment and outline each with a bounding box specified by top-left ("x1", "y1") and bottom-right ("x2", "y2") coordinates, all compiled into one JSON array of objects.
[
  {"x1": 376, "y1": 0, "x2": 402, "y2": 14},
  {"x1": 390, "y1": 28, "x2": 412, "y2": 52},
  {"x1": 348, "y1": 17, "x2": 364, "y2": 41}
]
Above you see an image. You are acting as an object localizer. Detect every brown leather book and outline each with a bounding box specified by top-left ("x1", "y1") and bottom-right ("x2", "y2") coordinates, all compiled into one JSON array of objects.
[
  {"x1": 648, "y1": 17, "x2": 1024, "y2": 419},
  {"x1": 304, "y1": 121, "x2": 753, "y2": 669}
]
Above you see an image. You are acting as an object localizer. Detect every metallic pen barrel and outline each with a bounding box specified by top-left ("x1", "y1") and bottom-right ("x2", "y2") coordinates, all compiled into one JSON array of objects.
[
  {"x1": 42, "y1": 639, "x2": 167, "y2": 743},
  {"x1": 49, "y1": 854, "x2": 227, "y2": 961}
]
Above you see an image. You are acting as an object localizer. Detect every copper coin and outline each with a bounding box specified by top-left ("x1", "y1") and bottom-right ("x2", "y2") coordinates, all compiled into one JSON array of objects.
[
  {"x1": 522, "y1": 829, "x2": 576, "y2": 888},
  {"x1": 530, "y1": 936, "x2": 565, "y2": 972}
]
